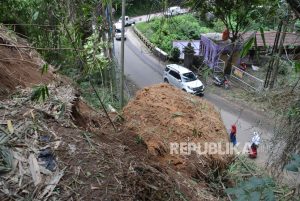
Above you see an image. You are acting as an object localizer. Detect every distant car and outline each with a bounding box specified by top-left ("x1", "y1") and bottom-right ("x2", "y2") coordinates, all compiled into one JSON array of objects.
[
  {"x1": 165, "y1": 6, "x2": 183, "y2": 16},
  {"x1": 114, "y1": 22, "x2": 126, "y2": 40},
  {"x1": 118, "y1": 16, "x2": 136, "y2": 26},
  {"x1": 163, "y1": 64, "x2": 205, "y2": 95}
]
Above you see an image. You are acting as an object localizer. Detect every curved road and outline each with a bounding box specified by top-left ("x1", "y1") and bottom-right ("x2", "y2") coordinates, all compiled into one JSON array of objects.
[{"x1": 114, "y1": 27, "x2": 273, "y2": 167}]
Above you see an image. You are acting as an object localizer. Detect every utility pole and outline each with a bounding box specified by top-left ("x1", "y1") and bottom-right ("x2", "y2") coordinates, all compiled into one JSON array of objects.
[{"x1": 120, "y1": 0, "x2": 125, "y2": 107}]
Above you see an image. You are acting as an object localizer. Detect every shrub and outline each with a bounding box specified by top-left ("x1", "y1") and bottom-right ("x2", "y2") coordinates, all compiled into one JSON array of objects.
[{"x1": 170, "y1": 47, "x2": 181, "y2": 62}]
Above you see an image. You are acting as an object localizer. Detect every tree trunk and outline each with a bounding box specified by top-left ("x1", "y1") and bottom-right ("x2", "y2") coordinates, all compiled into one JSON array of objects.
[
  {"x1": 224, "y1": 42, "x2": 236, "y2": 75},
  {"x1": 269, "y1": 13, "x2": 290, "y2": 89},
  {"x1": 264, "y1": 21, "x2": 283, "y2": 88}
]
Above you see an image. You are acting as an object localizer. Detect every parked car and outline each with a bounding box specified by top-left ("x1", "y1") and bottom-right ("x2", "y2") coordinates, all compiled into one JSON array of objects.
[
  {"x1": 165, "y1": 6, "x2": 183, "y2": 16},
  {"x1": 163, "y1": 64, "x2": 205, "y2": 95},
  {"x1": 114, "y1": 22, "x2": 126, "y2": 40},
  {"x1": 118, "y1": 16, "x2": 136, "y2": 26}
]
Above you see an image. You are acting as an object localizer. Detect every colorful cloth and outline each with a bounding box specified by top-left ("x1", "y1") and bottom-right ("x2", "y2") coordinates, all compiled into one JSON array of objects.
[
  {"x1": 230, "y1": 132, "x2": 237, "y2": 146},
  {"x1": 229, "y1": 124, "x2": 237, "y2": 146},
  {"x1": 249, "y1": 143, "x2": 258, "y2": 158}
]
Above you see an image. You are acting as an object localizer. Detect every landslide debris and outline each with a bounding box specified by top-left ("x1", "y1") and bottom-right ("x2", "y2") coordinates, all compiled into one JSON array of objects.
[
  {"x1": 0, "y1": 26, "x2": 232, "y2": 201},
  {"x1": 123, "y1": 84, "x2": 232, "y2": 179}
]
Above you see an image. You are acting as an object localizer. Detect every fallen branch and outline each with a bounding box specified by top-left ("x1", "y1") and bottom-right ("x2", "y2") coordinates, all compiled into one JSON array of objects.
[
  {"x1": 82, "y1": 132, "x2": 95, "y2": 149},
  {"x1": 90, "y1": 81, "x2": 117, "y2": 132},
  {"x1": 278, "y1": 189, "x2": 295, "y2": 200}
]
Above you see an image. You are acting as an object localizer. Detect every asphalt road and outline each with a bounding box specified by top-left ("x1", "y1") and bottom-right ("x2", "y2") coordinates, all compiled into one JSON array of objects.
[{"x1": 114, "y1": 27, "x2": 274, "y2": 167}]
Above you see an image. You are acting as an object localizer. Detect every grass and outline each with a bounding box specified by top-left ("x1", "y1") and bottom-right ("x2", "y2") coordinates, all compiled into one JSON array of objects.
[
  {"x1": 58, "y1": 60, "x2": 121, "y2": 111},
  {"x1": 79, "y1": 81, "x2": 120, "y2": 111}
]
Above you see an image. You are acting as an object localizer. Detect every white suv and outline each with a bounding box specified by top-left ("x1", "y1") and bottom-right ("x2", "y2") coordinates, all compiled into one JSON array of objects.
[{"x1": 163, "y1": 64, "x2": 205, "y2": 95}]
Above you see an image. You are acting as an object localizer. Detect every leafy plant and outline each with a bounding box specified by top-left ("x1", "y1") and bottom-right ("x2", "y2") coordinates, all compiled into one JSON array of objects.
[
  {"x1": 31, "y1": 85, "x2": 49, "y2": 102},
  {"x1": 135, "y1": 135, "x2": 144, "y2": 144},
  {"x1": 240, "y1": 37, "x2": 255, "y2": 58},
  {"x1": 170, "y1": 47, "x2": 181, "y2": 62},
  {"x1": 41, "y1": 63, "x2": 49, "y2": 75},
  {"x1": 285, "y1": 154, "x2": 300, "y2": 172},
  {"x1": 226, "y1": 177, "x2": 275, "y2": 201},
  {"x1": 294, "y1": 61, "x2": 300, "y2": 73},
  {"x1": 83, "y1": 32, "x2": 110, "y2": 77}
]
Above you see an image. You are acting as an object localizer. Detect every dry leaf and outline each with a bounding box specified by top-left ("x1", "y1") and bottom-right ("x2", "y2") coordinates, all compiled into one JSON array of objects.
[
  {"x1": 7, "y1": 120, "x2": 14, "y2": 134},
  {"x1": 29, "y1": 154, "x2": 42, "y2": 186}
]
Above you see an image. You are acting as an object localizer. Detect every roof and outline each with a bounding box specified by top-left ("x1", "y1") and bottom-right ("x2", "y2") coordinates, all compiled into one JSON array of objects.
[
  {"x1": 242, "y1": 31, "x2": 300, "y2": 47},
  {"x1": 166, "y1": 64, "x2": 191, "y2": 74},
  {"x1": 201, "y1": 33, "x2": 223, "y2": 41}
]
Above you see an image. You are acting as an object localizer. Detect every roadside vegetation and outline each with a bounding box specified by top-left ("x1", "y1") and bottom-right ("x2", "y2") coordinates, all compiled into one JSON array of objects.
[{"x1": 136, "y1": 14, "x2": 216, "y2": 53}]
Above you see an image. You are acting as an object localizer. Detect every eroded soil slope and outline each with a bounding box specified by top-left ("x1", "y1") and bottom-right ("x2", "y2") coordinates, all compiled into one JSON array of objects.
[{"x1": 0, "y1": 26, "x2": 54, "y2": 98}]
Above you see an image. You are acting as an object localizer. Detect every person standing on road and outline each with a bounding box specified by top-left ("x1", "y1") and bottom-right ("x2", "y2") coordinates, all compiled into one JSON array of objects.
[
  {"x1": 249, "y1": 132, "x2": 260, "y2": 158},
  {"x1": 229, "y1": 124, "x2": 237, "y2": 146}
]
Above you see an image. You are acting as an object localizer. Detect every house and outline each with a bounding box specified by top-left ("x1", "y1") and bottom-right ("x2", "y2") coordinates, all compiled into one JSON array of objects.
[{"x1": 172, "y1": 31, "x2": 300, "y2": 71}]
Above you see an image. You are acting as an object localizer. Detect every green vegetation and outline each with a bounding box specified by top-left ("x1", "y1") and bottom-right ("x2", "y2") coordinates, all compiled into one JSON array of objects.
[
  {"x1": 226, "y1": 156, "x2": 293, "y2": 200},
  {"x1": 31, "y1": 85, "x2": 50, "y2": 102},
  {"x1": 136, "y1": 14, "x2": 215, "y2": 53},
  {"x1": 170, "y1": 47, "x2": 180, "y2": 62},
  {"x1": 285, "y1": 154, "x2": 300, "y2": 172},
  {"x1": 79, "y1": 81, "x2": 120, "y2": 110},
  {"x1": 1, "y1": 0, "x2": 120, "y2": 109},
  {"x1": 226, "y1": 177, "x2": 276, "y2": 200}
]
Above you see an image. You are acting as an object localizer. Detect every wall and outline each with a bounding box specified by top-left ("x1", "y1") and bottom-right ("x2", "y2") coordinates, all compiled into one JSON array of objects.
[{"x1": 133, "y1": 26, "x2": 169, "y2": 61}]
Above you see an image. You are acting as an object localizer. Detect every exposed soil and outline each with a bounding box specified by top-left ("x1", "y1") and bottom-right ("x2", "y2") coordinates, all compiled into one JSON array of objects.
[
  {"x1": 123, "y1": 84, "x2": 232, "y2": 180},
  {"x1": 0, "y1": 26, "x2": 232, "y2": 200},
  {"x1": 0, "y1": 26, "x2": 54, "y2": 99}
]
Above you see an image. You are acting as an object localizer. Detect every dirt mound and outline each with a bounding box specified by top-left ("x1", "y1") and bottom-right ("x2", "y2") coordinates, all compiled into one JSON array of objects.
[
  {"x1": 123, "y1": 84, "x2": 231, "y2": 179},
  {"x1": 0, "y1": 25, "x2": 54, "y2": 99}
]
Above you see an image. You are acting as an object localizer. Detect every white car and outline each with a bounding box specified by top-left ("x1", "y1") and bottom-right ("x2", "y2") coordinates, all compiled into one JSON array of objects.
[
  {"x1": 114, "y1": 22, "x2": 126, "y2": 40},
  {"x1": 165, "y1": 6, "x2": 182, "y2": 16},
  {"x1": 163, "y1": 64, "x2": 205, "y2": 95},
  {"x1": 118, "y1": 16, "x2": 136, "y2": 26}
]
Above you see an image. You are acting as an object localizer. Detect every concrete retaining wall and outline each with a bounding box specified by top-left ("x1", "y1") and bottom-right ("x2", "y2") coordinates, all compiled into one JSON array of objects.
[{"x1": 133, "y1": 26, "x2": 169, "y2": 61}]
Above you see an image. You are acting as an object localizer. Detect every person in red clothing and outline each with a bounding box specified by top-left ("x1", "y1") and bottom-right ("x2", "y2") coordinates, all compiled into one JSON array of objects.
[
  {"x1": 229, "y1": 124, "x2": 237, "y2": 146},
  {"x1": 249, "y1": 132, "x2": 261, "y2": 158}
]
